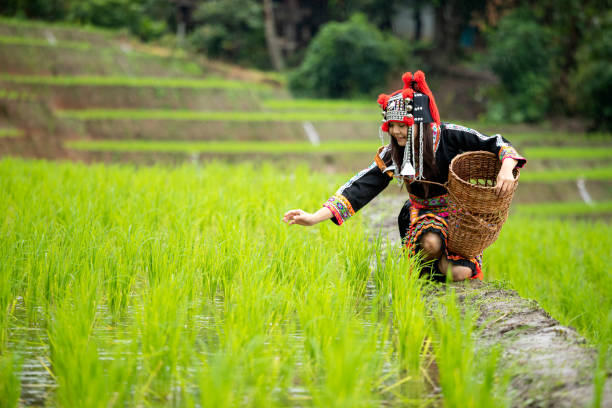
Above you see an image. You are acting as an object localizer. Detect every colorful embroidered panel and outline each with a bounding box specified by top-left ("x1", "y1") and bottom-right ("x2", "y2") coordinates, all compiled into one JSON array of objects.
[
  {"x1": 431, "y1": 122, "x2": 440, "y2": 153},
  {"x1": 323, "y1": 194, "x2": 355, "y2": 226},
  {"x1": 498, "y1": 145, "x2": 526, "y2": 167},
  {"x1": 410, "y1": 193, "x2": 449, "y2": 209}
]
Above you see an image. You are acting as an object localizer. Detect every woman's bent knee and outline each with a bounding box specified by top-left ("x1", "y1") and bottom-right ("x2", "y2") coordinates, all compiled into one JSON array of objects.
[{"x1": 419, "y1": 232, "x2": 442, "y2": 260}]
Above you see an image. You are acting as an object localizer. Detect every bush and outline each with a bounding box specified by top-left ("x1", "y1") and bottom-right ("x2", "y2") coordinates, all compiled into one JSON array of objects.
[
  {"x1": 288, "y1": 14, "x2": 408, "y2": 99},
  {"x1": 573, "y1": 12, "x2": 612, "y2": 130},
  {"x1": 67, "y1": 0, "x2": 166, "y2": 41},
  {"x1": 188, "y1": 0, "x2": 269, "y2": 69},
  {"x1": 0, "y1": 0, "x2": 71, "y2": 20},
  {"x1": 486, "y1": 8, "x2": 556, "y2": 122}
]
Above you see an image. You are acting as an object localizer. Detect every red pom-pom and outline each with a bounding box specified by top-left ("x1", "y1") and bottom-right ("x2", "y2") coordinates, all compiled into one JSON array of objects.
[
  {"x1": 402, "y1": 72, "x2": 413, "y2": 88},
  {"x1": 381, "y1": 122, "x2": 389, "y2": 132},
  {"x1": 413, "y1": 70, "x2": 440, "y2": 124},
  {"x1": 401, "y1": 88, "x2": 414, "y2": 99},
  {"x1": 403, "y1": 117, "x2": 415, "y2": 126},
  {"x1": 377, "y1": 93, "x2": 390, "y2": 108}
]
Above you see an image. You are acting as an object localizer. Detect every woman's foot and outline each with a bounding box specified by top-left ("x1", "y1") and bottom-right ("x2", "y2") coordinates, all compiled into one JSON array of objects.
[{"x1": 437, "y1": 255, "x2": 473, "y2": 281}]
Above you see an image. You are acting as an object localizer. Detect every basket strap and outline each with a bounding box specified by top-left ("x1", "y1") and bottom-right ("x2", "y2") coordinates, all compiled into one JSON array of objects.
[{"x1": 414, "y1": 179, "x2": 448, "y2": 192}]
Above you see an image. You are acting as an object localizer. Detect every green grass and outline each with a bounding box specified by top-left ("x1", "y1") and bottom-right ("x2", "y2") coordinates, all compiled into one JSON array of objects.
[
  {"x1": 261, "y1": 98, "x2": 376, "y2": 111},
  {"x1": 0, "y1": 88, "x2": 35, "y2": 100},
  {"x1": 65, "y1": 139, "x2": 380, "y2": 153},
  {"x1": 486, "y1": 216, "x2": 612, "y2": 349},
  {"x1": 57, "y1": 108, "x2": 375, "y2": 121},
  {"x1": 1, "y1": 74, "x2": 272, "y2": 91},
  {"x1": 502, "y1": 132, "x2": 612, "y2": 144},
  {"x1": 522, "y1": 146, "x2": 612, "y2": 160},
  {"x1": 0, "y1": 128, "x2": 24, "y2": 138},
  {"x1": 0, "y1": 34, "x2": 90, "y2": 50},
  {"x1": 520, "y1": 166, "x2": 612, "y2": 182},
  {"x1": 0, "y1": 16, "x2": 114, "y2": 36},
  {"x1": 514, "y1": 201, "x2": 612, "y2": 216},
  {"x1": 0, "y1": 157, "x2": 515, "y2": 407}
]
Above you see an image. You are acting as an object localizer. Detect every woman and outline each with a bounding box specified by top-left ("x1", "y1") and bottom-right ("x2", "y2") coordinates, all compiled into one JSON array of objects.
[{"x1": 283, "y1": 71, "x2": 526, "y2": 281}]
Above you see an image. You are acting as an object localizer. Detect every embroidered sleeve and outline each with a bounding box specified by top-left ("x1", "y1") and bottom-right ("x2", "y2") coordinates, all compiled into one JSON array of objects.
[
  {"x1": 323, "y1": 194, "x2": 355, "y2": 226},
  {"x1": 498, "y1": 145, "x2": 526, "y2": 168}
]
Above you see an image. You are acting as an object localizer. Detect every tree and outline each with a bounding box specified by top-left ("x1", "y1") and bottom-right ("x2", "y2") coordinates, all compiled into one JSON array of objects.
[{"x1": 289, "y1": 14, "x2": 410, "y2": 98}]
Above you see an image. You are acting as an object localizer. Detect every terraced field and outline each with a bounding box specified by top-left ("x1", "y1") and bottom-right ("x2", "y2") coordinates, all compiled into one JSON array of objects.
[
  {"x1": 0, "y1": 18, "x2": 611, "y2": 407},
  {"x1": 0, "y1": 17, "x2": 611, "y2": 215}
]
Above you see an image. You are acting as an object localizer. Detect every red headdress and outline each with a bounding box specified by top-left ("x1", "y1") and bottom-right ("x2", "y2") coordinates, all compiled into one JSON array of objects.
[
  {"x1": 377, "y1": 70, "x2": 441, "y2": 180},
  {"x1": 378, "y1": 70, "x2": 440, "y2": 131}
]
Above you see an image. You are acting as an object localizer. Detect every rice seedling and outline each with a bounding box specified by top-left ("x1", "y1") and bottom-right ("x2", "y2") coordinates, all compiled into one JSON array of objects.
[
  {"x1": 502, "y1": 132, "x2": 612, "y2": 144},
  {"x1": 432, "y1": 290, "x2": 508, "y2": 408},
  {"x1": 262, "y1": 98, "x2": 375, "y2": 111},
  {"x1": 514, "y1": 201, "x2": 612, "y2": 216},
  {"x1": 0, "y1": 74, "x2": 272, "y2": 90},
  {"x1": 0, "y1": 353, "x2": 21, "y2": 408},
  {"x1": 486, "y1": 216, "x2": 612, "y2": 350},
  {"x1": 0, "y1": 34, "x2": 91, "y2": 50},
  {"x1": 522, "y1": 146, "x2": 612, "y2": 160},
  {"x1": 0, "y1": 89, "x2": 35, "y2": 101},
  {"x1": 0, "y1": 128, "x2": 24, "y2": 138},
  {"x1": 1, "y1": 157, "x2": 608, "y2": 406},
  {"x1": 57, "y1": 108, "x2": 375, "y2": 121},
  {"x1": 519, "y1": 166, "x2": 612, "y2": 182},
  {"x1": 65, "y1": 139, "x2": 379, "y2": 153}
]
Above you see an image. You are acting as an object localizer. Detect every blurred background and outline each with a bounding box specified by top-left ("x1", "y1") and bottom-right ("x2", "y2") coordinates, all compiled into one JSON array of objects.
[{"x1": 0, "y1": 0, "x2": 610, "y2": 206}]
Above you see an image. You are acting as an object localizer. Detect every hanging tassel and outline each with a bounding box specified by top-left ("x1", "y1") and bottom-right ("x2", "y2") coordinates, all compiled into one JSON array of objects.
[
  {"x1": 378, "y1": 127, "x2": 385, "y2": 146},
  {"x1": 417, "y1": 122, "x2": 424, "y2": 180},
  {"x1": 401, "y1": 125, "x2": 415, "y2": 177}
]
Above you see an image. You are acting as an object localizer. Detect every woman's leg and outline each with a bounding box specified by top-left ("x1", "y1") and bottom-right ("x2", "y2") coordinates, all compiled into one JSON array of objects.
[
  {"x1": 437, "y1": 256, "x2": 473, "y2": 281},
  {"x1": 419, "y1": 232, "x2": 443, "y2": 260}
]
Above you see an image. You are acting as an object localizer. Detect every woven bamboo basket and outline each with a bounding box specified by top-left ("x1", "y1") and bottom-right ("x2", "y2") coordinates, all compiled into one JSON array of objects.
[
  {"x1": 424, "y1": 151, "x2": 520, "y2": 258},
  {"x1": 446, "y1": 151, "x2": 519, "y2": 257}
]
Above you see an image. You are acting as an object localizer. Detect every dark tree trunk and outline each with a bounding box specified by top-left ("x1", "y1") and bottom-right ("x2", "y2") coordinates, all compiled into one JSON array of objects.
[{"x1": 263, "y1": 0, "x2": 285, "y2": 70}]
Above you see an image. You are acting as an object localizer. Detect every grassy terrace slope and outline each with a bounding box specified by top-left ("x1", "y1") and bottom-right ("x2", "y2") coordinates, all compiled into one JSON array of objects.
[{"x1": 0, "y1": 17, "x2": 611, "y2": 212}]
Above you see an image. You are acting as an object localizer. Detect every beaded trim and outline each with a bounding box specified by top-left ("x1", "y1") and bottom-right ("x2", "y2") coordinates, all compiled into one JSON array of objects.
[
  {"x1": 498, "y1": 145, "x2": 525, "y2": 166},
  {"x1": 432, "y1": 122, "x2": 440, "y2": 153},
  {"x1": 409, "y1": 194, "x2": 449, "y2": 208},
  {"x1": 323, "y1": 194, "x2": 355, "y2": 226}
]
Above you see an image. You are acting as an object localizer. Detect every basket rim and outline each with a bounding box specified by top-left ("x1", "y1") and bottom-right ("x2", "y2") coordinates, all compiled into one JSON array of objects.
[{"x1": 448, "y1": 150, "x2": 519, "y2": 192}]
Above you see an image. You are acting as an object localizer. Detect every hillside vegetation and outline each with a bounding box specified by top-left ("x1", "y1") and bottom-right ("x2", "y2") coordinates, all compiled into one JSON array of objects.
[{"x1": 0, "y1": 18, "x2": 610, "y2": 214}]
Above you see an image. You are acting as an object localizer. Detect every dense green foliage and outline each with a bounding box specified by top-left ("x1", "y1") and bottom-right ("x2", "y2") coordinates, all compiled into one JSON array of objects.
[
  {"x1": 0, "y1": 0, "x2": 171, "y2": 41},
  {"x1": 188, "y1": 0, "x2": 269, "y2": 69},
  {"x1": 486, "y1": 1, "x2": 611, "y2": 128},
  {"x1": 486, "y1": 8, "x2": 555, "y2": 122},
  {"x1": 289, "y1": 14, "x2": 408, "y2": 98},
  {"x1": 573, "y1": 11, "x2": 612, "y2": 130}
]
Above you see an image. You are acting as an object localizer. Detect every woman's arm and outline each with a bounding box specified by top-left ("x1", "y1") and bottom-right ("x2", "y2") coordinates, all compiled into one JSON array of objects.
[
  {"x1": 283, "y1": 153, "x2": 393, "y2": 227},
  {"x1": 442, "y1": 124, "x2": 527, "y2": 169},
  {"x1": 282, "y1": 207, "x2": 333, "y2": 226}
]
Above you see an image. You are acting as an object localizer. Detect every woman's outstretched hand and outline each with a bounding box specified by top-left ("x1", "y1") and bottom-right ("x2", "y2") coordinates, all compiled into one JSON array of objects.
[
  {"x1": 282, "y1": 209, "x2": 317, "y2": 226},
  {"x1": 495, "y1": 158, "x2": 518, "y2": 197},
  {"x1": 282, "y1": 207, "x2": 334, "y2": 226}
]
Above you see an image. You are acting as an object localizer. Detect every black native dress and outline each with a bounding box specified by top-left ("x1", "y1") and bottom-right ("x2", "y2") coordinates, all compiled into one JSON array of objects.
[{"x1": 322, "y1": 123, "x2": 526, "y2": 280}]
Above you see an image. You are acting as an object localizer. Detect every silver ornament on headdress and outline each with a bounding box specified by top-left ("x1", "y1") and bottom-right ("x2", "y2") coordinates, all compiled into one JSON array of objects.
[{"x1": 400, "y1": 125, "x2": 415, "y2": 177}]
